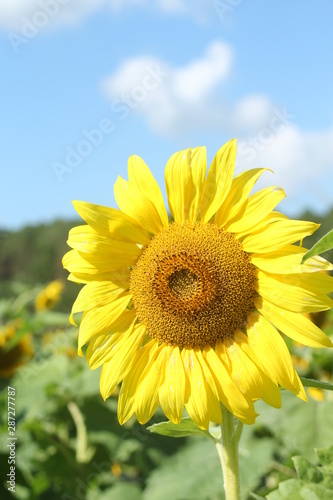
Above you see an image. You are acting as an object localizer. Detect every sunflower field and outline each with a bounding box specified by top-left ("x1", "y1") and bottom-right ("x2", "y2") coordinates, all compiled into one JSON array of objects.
[{"x1": 1, "y1": 202, "x2": 333, "y2": 500}]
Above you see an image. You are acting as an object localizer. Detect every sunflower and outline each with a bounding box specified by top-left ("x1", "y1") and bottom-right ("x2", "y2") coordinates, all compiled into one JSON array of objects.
[
  {"x1": 63, "y1": 139, "x2": 333, "y2": 429},
  {"x1": 0, "y1": 321, "x2": 34, "y2": 378},
  {"x1": 35, "y1": 280, "x2": 64, "y2": 312}
]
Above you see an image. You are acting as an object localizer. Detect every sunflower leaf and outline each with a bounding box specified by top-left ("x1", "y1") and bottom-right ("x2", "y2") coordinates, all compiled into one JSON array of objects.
[
  {"x1": 144, "y1": 426, "x2": 275, "y2": 499},
  {"x1": 267, "y1": 446, "x2": 333, "y2": 499},
  {"x1": 147, "y1": 417, "x2": 213, "y2": 440},
  {"x1": 300, "y1": 377, "x2": 333, "y2": 392},
  {"x1": 301, "y1": 229, "x2": 333, "y2": 263}
]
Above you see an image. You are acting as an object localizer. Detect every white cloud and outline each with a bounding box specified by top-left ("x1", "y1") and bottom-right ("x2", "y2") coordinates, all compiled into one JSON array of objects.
[
  {"x1": 237, "y1": 125, "x2": 333, "y2": 215},
  {"x1": 102, "y1": 44, "x2": 333, "y2": 214},
  {"x1": 1, "y1": 0, "x2": 104, "y2": 31},
  {"x1": 232, "y1": 96, "x2": 274, "y2": 132},
  {"x1": 102, "y1": 41, "x2": 276, "y2": 136},
  {"x1": 0, "y1": 0, "x2": 210, "y2": 31},
  {"x1": 173, "y1": 42, "x2": 232, "y2": 102}
]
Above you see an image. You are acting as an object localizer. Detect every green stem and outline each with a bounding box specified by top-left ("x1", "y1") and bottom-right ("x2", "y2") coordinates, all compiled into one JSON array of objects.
[{"x1": 215, "y1": 405, "x2": 243, "y2": 500}]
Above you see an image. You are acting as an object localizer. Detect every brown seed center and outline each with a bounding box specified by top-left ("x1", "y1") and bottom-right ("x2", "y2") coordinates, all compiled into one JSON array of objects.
[
  {"x1": 168, "y1": 268, "x2": 200, "y2": 300},
  {"x1": 130, "y1": 221, "x2": 258, "y2": 349}
]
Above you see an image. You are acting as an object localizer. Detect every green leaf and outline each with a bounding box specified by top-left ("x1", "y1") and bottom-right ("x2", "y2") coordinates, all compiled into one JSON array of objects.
[
  {"x1": 301, "y1": 229, "x2": 333, "y2": 263},
  {"x1": 267, "y1": 479, "x2": 333, "y2": 499},
  {"x1": 254, "y1": 392, "x2": 333, "y2": 461},
  {"x1": 34, "y1": 310, "x2": 71, "y2": 327},
  {"x1": 87, "y1": 483, "x2": 143, "y2": 500},
  {"x1": 300, "y1": 377, "x2": 333, "y2": 392},
  {"x1": 316, "y1": 446, "x2": 333, "y2": 469},
  {"x1": 147, "y1": 417, "x2": 212, "y2": 440},
  {"x1": 292, "y1": 456, "x2": 323, "y2": 483},
  {"x1": 144, "y1": 426, "x2": 276, "y2": 500},
  {"x1": 267, "y1": 446, "x2": 333, "y2": 499}
]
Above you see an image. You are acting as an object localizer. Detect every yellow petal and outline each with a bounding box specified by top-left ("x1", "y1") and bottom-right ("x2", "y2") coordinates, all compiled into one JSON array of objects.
[
  {"x1": 215, "y1": 168, "x2": 270, "y2": 227},
  {"x1": 67, "y1": 225, "x2": 141, "y2": 266},
  {"x1": 128, "y1": 155, "x2": 169, "y2": 228},
  {"x1": 70, "y1": 281, "x2": 126, "y2": 325},
  {"x1": 159, "y1": 346, "x2": 186, "y2": 424},
  {"x1": 257, "y1": 270, "x2": 333, "y2": 312},
  {"x1": 235, "y1": 211, "x2": 288, "y2": 239},
  {"x1": 63, "y1": 250, "x2": 130, "y2": 285},
  {"x1": 78, "y1": 295, "x2": 131, "y2": 353},
  {"x1": 201, "y1": 139, "x2": 237, "y2": 222},
  {"x1": 67, "y1": 267, "x2": 130, "y2": 288},
  {"x1": 67, "y1": 273, "x2": 86, "y2": 284},
  {"x1": 114, "y1": 176, "x2": 163, "y2": 234},
  {"x1": 118, "y1": 340, "x2": 158, "y2": 425},
  {"x1": 224, "y1": 334, "x2": 281, "y2": 408},
  {"x1": 165, "y1": 147, "x2": 207, "y2": 223},
  {"x1": 135, "y1": 344, "x2": 166, "y2": 424},
  {"x1": 255, "y1": 297, "x2": 333, "y2": 348},
  {"x1": 202, "y1": 346, "x2": 257, "y2": 425},
  {"x1": 270, "y1": 271, "x2": 333, "y2": 295},
  {"x1": 188, "y1": 147, "x2": 208, "y2": 223},
  {"x1": 182, "y1": 349, "x2": 211, "y2": 429},
  {"x1": 225, "y1": 186, "x2": 286, "y2": 233},
  {"x1": 63, "y1": 249, "x2": 96, "y2": 274},
  {"x1": 195, "y1": 350, "x2": 222, "y2": 424},
  {"x1": 100, "y1": 323, "x2": 146, "y2": 400},
  {"x1": 242, "y1": 219, "x2": 320, "y2": 253},
  {"x1": 72, "y1": 200, "x2": 150, "y2": 244},
  {"x1": 251, "y1": 245, "x2": 333, "y2": 274},
  {"x1": 165, "y1": 149, "x2": 191, "y2": 223},
  {"x1": 86, "y1": 310, "x2": 137, "y2": 369},
  {"x1": 246, "y1": 312, "x2": 307, "y2": 401}
]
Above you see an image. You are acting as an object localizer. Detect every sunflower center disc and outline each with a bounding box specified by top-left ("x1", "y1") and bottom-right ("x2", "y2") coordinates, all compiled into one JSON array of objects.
[
  {"x1": 130, "y1": 221, "x2": 258, "y2": 349},
  {"x1": 168, "y1": 268, "x2": 200, "y2": 300}
]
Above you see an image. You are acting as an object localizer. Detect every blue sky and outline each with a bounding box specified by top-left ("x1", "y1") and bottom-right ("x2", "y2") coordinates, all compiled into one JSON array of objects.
[{"x1": 1, "y1": 0, "x2": 332, "y2": 230}]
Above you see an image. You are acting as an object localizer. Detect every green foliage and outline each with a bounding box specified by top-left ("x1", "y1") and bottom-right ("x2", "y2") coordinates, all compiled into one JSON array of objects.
[
  {"x1": 147, "y1": 417, "x2": 213, "y2": 440},
  {"x1": 300, "y1": 377, "x2": 333, "y2": 391},
  {"x1": 0, "y1": 220, "x2": 80, "y2": 312},
  {"x1": 144, "y1": 424, "x2": 276, "y2": 500},
  {"x1": 267, "y1": 446, "x2": 333, "y2": 499},
  {"x1": 0, "y1": 212, "x2": 333, "y2": 498},
  {"x1": 0, "y1": 220, "x2": 78, "y2": 283},
  {"x1": 299, "y1": 207, "x2": 333, "y2": 263},
  {"x1": 302, "y1": 228, "x2": 333, "y2": 263},
  {"x1": 254, "y1": 391, "x2": 333, "y2": 461}
]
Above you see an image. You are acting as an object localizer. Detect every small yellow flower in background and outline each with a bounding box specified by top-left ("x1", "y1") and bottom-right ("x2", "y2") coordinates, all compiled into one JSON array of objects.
[
  {"x1": 0, "y1": 320, "x2": 34, "y2": 378},
  {"x1": 35, "y1": 280, "x2": 64, "y2": 311},
  {"x1": 63, "y1": 139, "x2": 333, "y2": 429},
  {"x1": 61, "y1": 346, "x2": 77, "y2": 359},
  {"x1": 291, "y1": 354, "x2": 310, "y2": 373},
  {"x1": 307, "y1": 387, "x2": 326, "y2": 402},
  {"x1": 111, "y1": 463, "x2": 122, "y2": 477}
]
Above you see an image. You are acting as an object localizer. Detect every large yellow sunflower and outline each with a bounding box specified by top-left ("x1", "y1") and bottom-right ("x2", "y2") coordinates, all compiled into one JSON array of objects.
[{"x1": 63, "y1": 139, "x2": 333, "y2": 429}]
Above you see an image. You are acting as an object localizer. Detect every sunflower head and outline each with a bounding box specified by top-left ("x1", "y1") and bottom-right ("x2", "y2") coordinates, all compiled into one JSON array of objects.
[
  {"x1": 63, "y1": 139, "x2": 333, "y2": 429},
  {"x1": 0, "y1": 320, "x2": 34, "y2": 378},
  {"x1": 35, "y1": 280, "x2": 64, "y2": 312}
]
